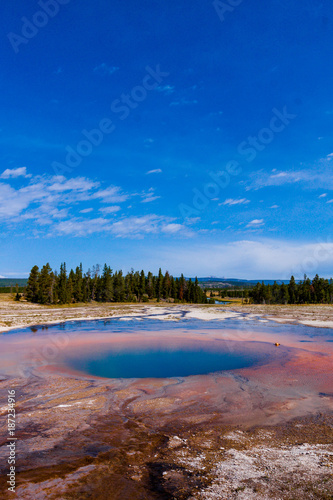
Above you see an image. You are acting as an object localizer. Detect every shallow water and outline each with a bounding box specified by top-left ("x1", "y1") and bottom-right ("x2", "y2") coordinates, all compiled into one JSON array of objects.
[
  {"x1": 2, "y1": 315, "x2": 332, "y2": 379},
  {"x1": 5, "y1": 313, "x2": 333, "y2": 338}
]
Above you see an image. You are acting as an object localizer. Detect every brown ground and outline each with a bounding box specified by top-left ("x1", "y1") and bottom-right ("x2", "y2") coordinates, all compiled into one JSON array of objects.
[{"x1": 0, "y1": 297, "x2": 332, "y2": 499}]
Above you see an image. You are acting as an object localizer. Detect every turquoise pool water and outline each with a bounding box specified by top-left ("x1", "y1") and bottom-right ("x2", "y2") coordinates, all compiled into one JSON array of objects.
[
  {"x1": 4, "y1": 314, "x2": 331, "y2": 379},
  {"x1": 65, "y1": 342, "x2": 273, "y2": 378}
]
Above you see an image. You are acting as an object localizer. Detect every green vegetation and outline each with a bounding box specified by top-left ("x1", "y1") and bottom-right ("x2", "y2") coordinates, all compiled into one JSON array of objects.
[
  {"x1": 25, "y1": 263, "x2": 208, "y2": 305},
  {"x1": 250, "y1": 275, "x2": 333, "y2": 304},
  {"x1": 0, "y1": 286, "x2": 25, "y2": 294},
  {"x1": 204, "y1": 275, "x2": 333, "y2": 304}
]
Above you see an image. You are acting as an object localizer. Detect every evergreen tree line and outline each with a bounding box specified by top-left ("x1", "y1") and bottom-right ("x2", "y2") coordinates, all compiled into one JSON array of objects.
[
  {"x1": 25, "y1": 263, "x2": 208, "y2": 305},
  {"x1": 249, "y1": 275, "x2": 333, "y2": 304}
]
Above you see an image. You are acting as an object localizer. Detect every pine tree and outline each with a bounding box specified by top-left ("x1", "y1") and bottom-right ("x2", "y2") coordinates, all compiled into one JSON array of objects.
[
  {"x1": 67, "y1": 273, "x2": 74, "y2": 303},
  {"x1": 179, "y1": 274, "x2": 185, "y2": 301},
  {"x1": 38, "y1": 263, "x2": 53, "y2": 304},
  {"x1": 156, "y1": 268, "x2": 163, "y2": 301},
  {"x1": 113, "y1": 270, "x2": 125, "y2": 302},
  {"x1": 57, "y1": 263, "x2": 68, "y2": 304},
  {"x1": 280, "y1": 283, "x2": 290, "y2": 304},
  {"x1": 26, "y1": 265, "x2": 40, "y2": 302},
  {"x1": 73, "y1": 264, "x2": 83, "y2": 302},
  {"x1": 288, "y1": 275, "x2": 297, "y2": 303},
  {"x1": 146, "y1": 271, "x2": 154, "y2": 299},
  {"x1": 91, "y1": 264, "x2": 100, "y2": 301},
  {"x1": 163, "y1": 271, "x2": 171, "y2": 299},
  {"x1": 139, "y1": 270, "x2": 146, "y2": 301},
  {"x1": 101, "y1": 264, "x2": 113, "y2": 302}
]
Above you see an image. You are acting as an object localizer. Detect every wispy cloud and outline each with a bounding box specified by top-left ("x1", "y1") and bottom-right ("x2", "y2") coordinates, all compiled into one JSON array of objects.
[
  {"x1": 47, "y1": 176, "x2": 99, "y2": 193},
  {"x1": 0, "y1": 167, "x2": 30, "y2": 179},
  {"x1": 0, "y1": 174, "x2": 98, "y2": 221},
  {"x1": 92, "y1": 186, "x2": 129, "y2": 203},
  {"x1": 0, "y1": 173, "x2": 120, "y2": 223},
  {"x1": 0, "y1": 169, "x2": 194, "y2": 239},
  {"x1": 141, "y1": 196, "x2": 160, "y2": 203},
  {"x1": 221, "y1": 198, "x2": 250, "y2": 206},
  {"x1": 149, "y1": 239, "x2": 333, "y2": 279},
  {"x1": 146, "y1": 169, "x2": 162, "y2": 175},
  {"x1": 246, "y1": 166, "x2": 333, "y2": 191},
  {"x1": 144, "y1": 138, "x2": 154, "y2": 147},
  {"x1": 139, "y1": 187, "x2": 161, "y2": 204},
  {"x1": 79, "y1": 208, "x2": 93, "y2": 214},
  {"x1": 99, "y1": 206, "x2": 121, "y2": 214},
  {"x1": 156, "y1": 85, "x2": 175, "y2": 95},
  {"x1": 54, "y1": 215, "x2": 191, "y2": 238},
  {"x1": 170, "y1": 98, "x2": 198, "y2": 106},
  {"x1": 93, "y1": 63, "x2": 119, "y2": 75},
  {"x1": 246, "y1": 219, "x2": 264, "y2": 228}
]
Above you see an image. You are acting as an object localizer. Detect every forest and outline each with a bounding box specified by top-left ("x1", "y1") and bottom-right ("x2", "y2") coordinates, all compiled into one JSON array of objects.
[
  {"x1": 22, "y1": 265, "x2": 333, "y2": 306},
  {"x1": 24, "y1": 263, "x2": 208, "y2": 305},
  {"x1": 249, "y1": 275, "x2": 333, "y2": 304},
  {"x1": 213, "y1": 275, "x2": 333, "y2": 304}
]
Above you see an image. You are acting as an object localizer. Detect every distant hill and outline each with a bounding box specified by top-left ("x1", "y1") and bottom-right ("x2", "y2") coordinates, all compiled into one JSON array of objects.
[
  {"x1": 0, "y1": 277, "x2": 292, "y2": 290},
  {"x1": 191, "y1": 278, "x2": 291, "y2": 288},
  {"x1": 0, "y1": 278, "x2": 28, "y2": 287}
]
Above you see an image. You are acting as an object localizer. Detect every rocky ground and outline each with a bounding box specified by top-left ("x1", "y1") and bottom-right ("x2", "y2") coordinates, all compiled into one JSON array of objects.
[
  {"x1": 0, "y1": 296, "x2": 332, "y2": 499},
  {"x1": 229, "y1": 303, "x2": 333, "y2": 329}
]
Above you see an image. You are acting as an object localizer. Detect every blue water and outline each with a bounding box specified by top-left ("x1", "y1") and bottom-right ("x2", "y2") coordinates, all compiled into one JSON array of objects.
[
  {"x1": 6, "y1": 314, "x2": 332, "y2": 339},
  {"x1": 5, "y1": 314, "x2": 332, "y2": 379},
  {"x1": 66, "y1": 342, "x2": 275, "y2": 378}
]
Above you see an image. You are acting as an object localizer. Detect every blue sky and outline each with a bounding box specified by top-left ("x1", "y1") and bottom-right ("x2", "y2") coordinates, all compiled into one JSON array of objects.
[{"x1": 1, "y1": 0, "x2": 333, "y2": 279}]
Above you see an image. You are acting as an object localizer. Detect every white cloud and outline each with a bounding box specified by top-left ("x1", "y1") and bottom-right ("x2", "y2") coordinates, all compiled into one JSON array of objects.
[
  {"x1": 246, "y1": 219, "x2": 264, "y2": 228},
  {"x1": 0, "y1": 167, "x2": 29, "y2": 179},
  {"x1": 92, "y1": 186, "x2": 129, "y2": 203},
  {"x1": 144, "y1": 138, "x2": 154, "y2": 147},
  {"x1": 270, "y1": 205, "x2": 279, "y2": 209},
  {"x1": 0, "y1": 174, "x2": 101, "y2": 221},
  {"x1": 79, "y1": 208, "x2": 93, "y2": 214},
  {"x1": 99, "y1": 206, "x2": 121, "y2": 214},
  {"x1": 221, "y1": 198, "x2": 250, "y2": 206},
  {"x1": 156, "y1": 85, "x2": 175, "y2": 95},
  {"x1": 0, "y1": 171, "x2": 192, "y2": 239},
  {"x1": 271, "y1": 172, "x2": 288, "y2": 178},
  {"x1": 247, "y1": 165, "x2": 333, "y2": 191},
  {"x1": 141, "y1": 195, "x2": 161, "y2": 203},
  {"x1": 53, "y1": 215, "x2": 193, "y2": 239},
  {"x1": 161, "y1": 223, "x2": 184, "y2": 234},
  {"x1": 327, "y1": 199, "x2": 333, "y2": 204},
  {"x1": 47, "y1": 176, "x2": 99, "y2": 193},
  {"x1": 108, "y1": 215, "x2": 164, "y2": 237},
  {"x1": 146, "y1": 169, "x2": 162, "y2": 174},
  {"x1": 93, "y1": 63, "x2": 119, "y2": 75},
  {"x1": 141, "y1": 239, "x2": 333, "y2": 280},
  {"x1": 186, "y1": 217, "x2": 200, "y2": 225},
  {"x1": 319, "y1": 193, "x2": 327, "y2": 198},
  {"x1": 54, "y1": 218, "x2": 111, "y2": 236},
  {"x1": 139, "y1": 187, "x2": 161, "y2": 203},
  {"x1": 170, "y1": 99, "x2": 198, "y2": 106}
]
